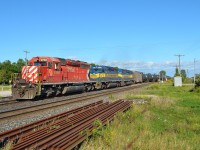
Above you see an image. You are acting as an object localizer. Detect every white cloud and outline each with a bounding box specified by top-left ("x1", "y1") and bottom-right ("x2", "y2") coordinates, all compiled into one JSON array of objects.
[{"x1": 90, "y1": 60, "x2": 200, "y2": 77}]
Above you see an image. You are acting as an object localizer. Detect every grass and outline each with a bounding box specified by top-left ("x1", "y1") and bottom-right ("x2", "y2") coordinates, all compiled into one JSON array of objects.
[
  {"x1": 0, "y1": 142, "x2": 13, "y2": 150},
  {"x1": 80, "y1": 83, "x2": 200, "y2": 150},
  {"x1": 0, "y1": 85, "x2": 11, "y2": 91}
]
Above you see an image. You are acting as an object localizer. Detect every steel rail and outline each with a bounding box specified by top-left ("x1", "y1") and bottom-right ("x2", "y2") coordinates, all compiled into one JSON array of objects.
[
  {"x1": 56, "y1": 101, "x2": 131, "y2": 150},
  {"x1": 13, "y1": 101, "x2": 118, "y2": 149},
  {"x1": 12, "y1": 100, "x2": 132, "y2": 150},
  {"x1": 0, "y1": 100, "x2": 104, "y2": 143},
  {"x1": 0, "y1": 97, "x2": 17, "y2": 106},
  {"x1": 0, "y1": 83, "x2": 146, "y2": 120}
]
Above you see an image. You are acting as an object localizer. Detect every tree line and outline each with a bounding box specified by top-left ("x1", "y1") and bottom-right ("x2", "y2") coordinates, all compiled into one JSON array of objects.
[{"x1": 0, "y1": 59, "x2": 26, "y2": 84}]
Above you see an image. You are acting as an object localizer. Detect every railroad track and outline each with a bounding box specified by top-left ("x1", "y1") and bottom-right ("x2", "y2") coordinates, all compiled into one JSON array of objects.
[
  {"x1": 0, "y1": 101, "x2": 104, "y2": 147},
  {"x1": 0, "y1": 83, "x2": 146, "y2": 120},
  {"x1": 0, "y1": 96, "x2": 14, "y2": 103},
  {"x1": 0, "y1": 84, "x2": 146, "y2": 107},
  {"x1": 0, "y1": 100, "x2": 132, "y2": 150},
  {"x1": 0, "y1": 99, "x2": 18, "y2": 106}
]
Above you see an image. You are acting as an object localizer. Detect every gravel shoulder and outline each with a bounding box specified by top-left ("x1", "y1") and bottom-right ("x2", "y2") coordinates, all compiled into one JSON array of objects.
[{"x1": 0, "y1": 91, "x2": 11, "y2": 98}]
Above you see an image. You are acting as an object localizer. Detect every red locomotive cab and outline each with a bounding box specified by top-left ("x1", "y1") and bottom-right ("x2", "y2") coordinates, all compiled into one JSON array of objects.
[
  {"x1": 47, "y1": 58, "x2": 62, "y2": 82},
  {"x1": 21, "y1": 57, "x2": 50, "y2": 83}
]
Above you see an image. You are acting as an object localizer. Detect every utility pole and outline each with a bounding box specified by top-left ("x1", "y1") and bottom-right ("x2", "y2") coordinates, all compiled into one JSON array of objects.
[
  {"x1": 187, "y1": 69, "x2": 189, "y2": 77},
  {"x1": 194, "y1": 59, "x2": 197, "y2": 87},
  {"x1": 24, "y1": 50, "x2": 30, "y2": 78},
  {"x1": 159, "y1": 72, "x2": 160, "y2": 83},
  {"x1": 175, "y1": 54, "x2": 184, "y2": 75}
]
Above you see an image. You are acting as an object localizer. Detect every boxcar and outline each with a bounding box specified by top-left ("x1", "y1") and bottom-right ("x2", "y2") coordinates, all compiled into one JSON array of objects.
[{"x1": 133, "y1": 71, "x2": 143, "y2": 83}]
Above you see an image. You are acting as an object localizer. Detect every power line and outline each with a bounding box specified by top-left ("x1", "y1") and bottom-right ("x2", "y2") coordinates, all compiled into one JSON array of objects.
[
  {"x1": 174, "y1": 54, "x2": 184, "y2": 75},
  {"x1": 194, "y1": 59, "x2": 198, "y2": 87}
]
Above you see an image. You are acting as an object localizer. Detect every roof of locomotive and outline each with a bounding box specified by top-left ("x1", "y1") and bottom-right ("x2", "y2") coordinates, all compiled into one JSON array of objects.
[
  {"x1": 118, "y1": 68, "x2": 133, "y2": 73},
  {"x1": 90, "y1": 65, "x2": 117, "y2": 70},
  {"x1": 29, "y1": 56, "x2": 90, "y2": 66},
  {"x1": 29, "y1": 56, "x2": 60, "y2": 62}
]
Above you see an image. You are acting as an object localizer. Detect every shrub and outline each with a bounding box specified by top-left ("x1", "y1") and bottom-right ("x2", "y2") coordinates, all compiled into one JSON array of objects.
[{"x1": 195, "y1": 74, "x2": 200, "y2": 87}]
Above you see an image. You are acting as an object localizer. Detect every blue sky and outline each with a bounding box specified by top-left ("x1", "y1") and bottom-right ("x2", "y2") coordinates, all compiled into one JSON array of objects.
[{"x1": 0, "y1": 0, "x2": 200, "y2": 76}]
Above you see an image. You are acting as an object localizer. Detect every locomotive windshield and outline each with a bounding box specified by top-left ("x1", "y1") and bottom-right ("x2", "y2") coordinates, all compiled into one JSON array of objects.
[{"x1": 34, "y1": 61, "x2": 47, "y2": 66}]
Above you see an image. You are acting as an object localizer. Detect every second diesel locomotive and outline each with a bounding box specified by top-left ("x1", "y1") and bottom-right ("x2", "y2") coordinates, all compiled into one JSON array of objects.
[{"x1": 12, "y1": 56, "x2": 158, "y2": 100}]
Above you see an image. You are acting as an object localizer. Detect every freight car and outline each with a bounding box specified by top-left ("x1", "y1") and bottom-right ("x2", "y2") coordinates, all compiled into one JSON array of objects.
[
  {"x1": 133, "y1": 71, "x2": 143, "y2": 83},
  {"x1": 152, "y1": 74, "x2": 159, "y2": 82},
  {"x1": 142, "y1": 73, "x2": 149, "y2": 82}
]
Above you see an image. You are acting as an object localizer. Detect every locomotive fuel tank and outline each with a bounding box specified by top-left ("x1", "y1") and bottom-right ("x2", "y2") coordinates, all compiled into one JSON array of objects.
[
  {"x1": 107, "y1": 83, "x2": 118, "y2": 88},
  {"x1": 62, "y1": 86, "x2": 85, "y2": 94}
]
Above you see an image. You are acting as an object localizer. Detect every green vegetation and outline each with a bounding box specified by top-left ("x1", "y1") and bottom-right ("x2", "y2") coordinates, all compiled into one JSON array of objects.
[
  {"x1": 195, "y1": 74, "x2": 200, "y2": 87},
  {"x1": 159, "y1": 70, "x2": 166, "y2": 76},
  {"x1": 108, "y1": 94, "x2": 116, "y2": 101},
  {"x1": 159, "y1": 70, "x2": 166, "y2": 80},
  {"x1": 0, "y1": 59, "x2": 25, "y2": 84},
  {"x1": 80, "y1": 83, "x2": 200, "y2": 150},
  {"x1": 0, "y1": 142, "x2": 12, "y2": 150},
  {"x1": 174, "y1": 67, "x2": 180, "y2": 77},
  {"x1": 0, "y1": 85, "x2": 11, "y2": 91},
  {"x1": 183, "y1": 77, "x2": 193, "y2": 84},
  {"x1": 90, "y1": 63, "x2": 97, "y2": 67}
]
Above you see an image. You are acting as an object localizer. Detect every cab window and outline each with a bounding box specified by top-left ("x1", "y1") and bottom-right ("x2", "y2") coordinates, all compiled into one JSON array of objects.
[
  {"x1": 54, "y1": 63, "x2": 59, "y2": 70},
  {"x1": 34, "y1": 62, "x2": 47, "y2": 66},
  {"x1": 48, "y1": 62, "x2": 52, "y2": 68}
]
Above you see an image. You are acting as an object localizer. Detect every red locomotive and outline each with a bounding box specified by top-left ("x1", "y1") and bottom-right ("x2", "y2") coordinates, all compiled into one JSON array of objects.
[{"x1": 12, "y1": 56, "x2": 94, "y2": 99}]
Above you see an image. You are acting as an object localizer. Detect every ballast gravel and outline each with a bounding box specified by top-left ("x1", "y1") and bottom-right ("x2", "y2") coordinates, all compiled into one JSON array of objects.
[{"x1": 0, "y1": 84, "x2": 146, "y2": 133}]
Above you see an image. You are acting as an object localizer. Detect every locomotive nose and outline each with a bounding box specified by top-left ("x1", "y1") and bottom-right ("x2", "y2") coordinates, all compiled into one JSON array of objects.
[{"x1": 22, "y1": 66, "x2": 39, "y2": 83}]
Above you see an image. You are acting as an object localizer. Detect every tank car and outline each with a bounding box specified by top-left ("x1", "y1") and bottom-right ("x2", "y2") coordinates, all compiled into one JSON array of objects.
[
  {"x1": 146, "y1": 73, "x2": 154, "y2": 82},
  {"x1": 152, "y1": 74, "x2": 159, "y2": 82},
  {"x1": 142, "y1": 73, "x2": 148, "y2": 82}
]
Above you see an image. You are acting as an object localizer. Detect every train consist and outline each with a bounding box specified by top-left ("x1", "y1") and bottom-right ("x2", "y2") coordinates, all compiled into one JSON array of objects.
[{"x1": 12, "y1": 56, "x2": 159, "y2": 99}]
